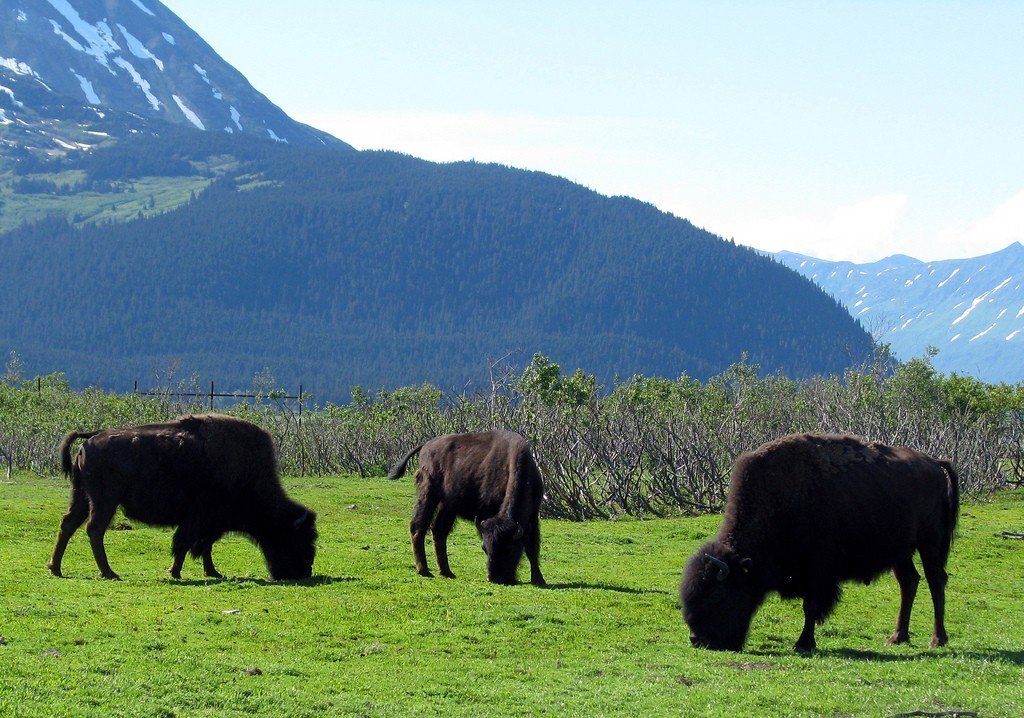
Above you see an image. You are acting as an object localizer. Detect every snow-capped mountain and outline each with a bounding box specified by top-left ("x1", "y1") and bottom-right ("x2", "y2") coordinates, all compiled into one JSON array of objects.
[
  {"x1": 773, "y1": 243, "x2": 1024, "y2": 383},
  {"x1": 0, "y1": 0, "x2": 345, "y2": 153}
]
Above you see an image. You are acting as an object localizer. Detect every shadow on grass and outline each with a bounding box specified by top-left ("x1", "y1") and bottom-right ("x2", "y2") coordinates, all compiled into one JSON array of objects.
[
  {"x1": 818, "y1": 647, "x2": 1024, "y2": 665},
  {"x1": 173, "y1": 575, "x2": 357, "y2": 587},
  {"x1": 543, "y1": 581, "x2": 670, "y2": 595},
  {"x1": 747, "y1": 645, "x2": 1024, "y2": 665}
]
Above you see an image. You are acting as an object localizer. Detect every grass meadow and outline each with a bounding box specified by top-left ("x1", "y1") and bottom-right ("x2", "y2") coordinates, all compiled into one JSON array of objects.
[
  {"x1": 1, "y1": 472, "x2": 1021, "y2": 717},
  {"x1": 0, "y1": 172, "x2": 214, "y2": 234}
]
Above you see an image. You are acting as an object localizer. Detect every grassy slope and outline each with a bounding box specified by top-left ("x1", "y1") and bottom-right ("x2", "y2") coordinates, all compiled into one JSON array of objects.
[
  {"x1": 0, "y1": 155, "x2": 244, "y2": 234},
  {"x1": 0, "y1": 473, "x2": 1021, "y2": 717}
]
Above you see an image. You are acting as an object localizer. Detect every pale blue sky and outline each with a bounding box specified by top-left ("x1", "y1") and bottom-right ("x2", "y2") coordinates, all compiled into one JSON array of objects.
[{"x1": 162, "y1": 1, "x2": 1024, "y2": 262}]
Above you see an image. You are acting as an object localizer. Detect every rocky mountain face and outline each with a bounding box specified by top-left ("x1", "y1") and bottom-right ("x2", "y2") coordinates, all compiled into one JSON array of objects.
[
  {"x1": 0, "y1": 0, "x2": 345, "y2": 155},
  {"x1": 773, "y1": 243, "x2": 1024, "y2": 383}
]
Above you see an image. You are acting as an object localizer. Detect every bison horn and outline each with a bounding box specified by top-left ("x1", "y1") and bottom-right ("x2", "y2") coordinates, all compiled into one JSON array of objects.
[
  {"x1": 293, "y1": 509, "x2": 310, "y2": 529},
  {"x1": 513, "y1": 522, "x2": 524, "y2": 541},
  {"x1": 705, "y1": 554, "x2": 730, "y2": 582}
]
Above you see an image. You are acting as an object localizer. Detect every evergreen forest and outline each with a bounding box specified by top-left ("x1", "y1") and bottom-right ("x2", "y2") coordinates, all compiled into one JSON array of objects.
[{"x1": 0, "y1": 130, "x2": 874, "y2": 399}]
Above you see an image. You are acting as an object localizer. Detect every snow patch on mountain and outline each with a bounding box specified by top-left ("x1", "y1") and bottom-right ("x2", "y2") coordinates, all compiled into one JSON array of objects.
[
  {"x1": 0, "y1": 83, "x2": 24, "y2": 108},
  {"x1": 953, "y1": 295, "x2": 988, "y2": 325},
  {"x1": 112, "y1": 56, "x2": 159, "y2": 110},
  {"x1": 45, "y1": 0, "x2": 121, "y2": 70},
  {"x1": 172, "y1": 94, "x2": 204, "y2": 129},
  {"x1": 3, "y1": 0, "x2": 348, "y2": 151},
  {"x1": 773, "y1": 243, "x2": 1024, "y2": 382},
  {"x1": 193, "y1": 64, "x2": 222, "y2": 99},
  {"x1": 937, "y1": 269, "x2": 960, "y2": 288},
  {"x1": 267, "y1": 128, "x2": 287, "y2": 143},
  {"x1": 971, "y1": 324, "x2": 997, "y2": 342},
  {"x1": 128, "y1": 0, "x2": 156, "y2": 17},
  {"x1": 71, "y1": 69, "x2": 100, "y2": 104},
  {"x1": 0, "y1": 56, "x2": 36, "y2": 77},
  {"x1": 117, "y1": 23, "x2": 163, "y2": 71},
  {"x1": 48, "y1": 19, "x2": 85, "y2": 52}
]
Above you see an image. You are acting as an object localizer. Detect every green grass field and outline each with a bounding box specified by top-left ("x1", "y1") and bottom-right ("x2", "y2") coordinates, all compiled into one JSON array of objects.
[
  {"x1": 1, "y1": 473, "x2": 1021, "y2": 717},
  {"x1": 0, "y1": 153, "x2": 250, "y2": 234}
]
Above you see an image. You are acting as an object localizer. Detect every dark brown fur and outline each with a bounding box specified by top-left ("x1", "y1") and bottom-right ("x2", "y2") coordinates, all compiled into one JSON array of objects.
[
  {"x1": 389, "y1": 430, "x2": 546, "y2": 585},
  {"x1": 50, "y1": 414, "x2": 317, "y2": 581},
  {"x1": 681, "y1": 433, "x2": 959, "y2": 652}
]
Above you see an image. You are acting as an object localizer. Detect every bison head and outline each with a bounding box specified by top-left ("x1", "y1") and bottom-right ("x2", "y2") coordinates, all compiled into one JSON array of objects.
[
  {"x1": 680, "y1": 541, "x2": 764, "y2": 651},
  {"x1": 476, "y1": 515, "x2": 525, "y2": 585},
  {"x1": 262, "y1": 507, "x2": 318, "y2": 581}
]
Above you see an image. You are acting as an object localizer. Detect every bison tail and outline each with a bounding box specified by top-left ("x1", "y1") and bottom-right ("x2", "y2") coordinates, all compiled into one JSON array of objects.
[
  {"x1": 939, "y1": 459, "x2": 960, "y2": 539},
  {"x1": 387, "y1": 444, "x2": 424, "y2": 480},
  {"x1": 59, "y1": 431, "x2": 99, "y2": 477}
]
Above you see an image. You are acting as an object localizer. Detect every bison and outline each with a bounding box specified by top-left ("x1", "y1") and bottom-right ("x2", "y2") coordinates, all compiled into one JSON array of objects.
[
  {"x1": 681, "y1": 433, "x2": 959, "y2": 652},
  {"x1": 388, "y1": 430, "x2": 546, "y2": 586},
  {"x1": 49, "y1": 414, "x2": 317, "y2": 581}
]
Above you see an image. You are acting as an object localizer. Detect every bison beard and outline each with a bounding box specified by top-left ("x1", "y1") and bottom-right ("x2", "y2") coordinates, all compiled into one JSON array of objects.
[
  {"x1": 49, "y1": 414, "x2": 317, "y2": 581},
  {"x1": 680, "y1": 433, "x2": 960, "y2": 652},
  {"x1": 388, "y1": 430, "x2": 545, "y2": 586}
]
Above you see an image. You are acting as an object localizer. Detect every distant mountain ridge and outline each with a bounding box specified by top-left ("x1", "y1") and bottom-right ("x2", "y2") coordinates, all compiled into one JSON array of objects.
[
  {"x1": 773, "y1": 243, "x2": 1024, "y2": 383},
  {"x1": 0, "y1": 0, "x2": 345, "y2": 151}
]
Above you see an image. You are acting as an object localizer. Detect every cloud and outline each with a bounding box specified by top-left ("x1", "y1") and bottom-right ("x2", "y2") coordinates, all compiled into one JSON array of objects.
[
  {"x1": 297, "y1": 110, "x2": 678, "y2": 184},
  {"x1": 720, "y1": 194, "x2": 909, "y2": 263},
  {"x1": 725, "y1": 190, "x2": 1024, "y2": 262},
  {"x1": 931, "y1": 188, "x2": 1024, "y2": 260}
]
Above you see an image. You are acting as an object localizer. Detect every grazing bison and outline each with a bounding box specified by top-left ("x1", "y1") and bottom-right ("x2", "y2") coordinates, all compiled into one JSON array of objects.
[
  {"x1": 681, "y1": 433, "x2": 959, "y2": 652},
  {"x1": 50, "y1": 414, "x2": 317, "y2": 581},
  {"x1": 388, "y1": 430, "x2": 546, "y2": 586}
]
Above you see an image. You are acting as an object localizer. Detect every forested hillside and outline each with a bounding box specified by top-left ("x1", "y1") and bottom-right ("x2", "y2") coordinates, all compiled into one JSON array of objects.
[{"x1": 0, "y1": 132, "x2": 874, "y2": 398}]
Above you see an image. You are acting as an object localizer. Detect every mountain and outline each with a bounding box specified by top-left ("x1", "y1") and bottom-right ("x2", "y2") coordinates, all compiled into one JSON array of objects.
[
  {"x1": 0, "y1": 0, "x2": 345, "y2": 152},
  {"x1": 0, "y1": 2, "x2": 877, "y2": 398},
  {"x1": 773, "y1": 243, "x2": 1024, "y2": 383}
]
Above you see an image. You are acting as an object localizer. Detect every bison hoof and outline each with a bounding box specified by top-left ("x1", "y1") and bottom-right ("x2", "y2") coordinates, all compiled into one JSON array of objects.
[
  {"x1": 930, "y1": 633, "x2": 948, "y2": 648},
  {"x1": 440, "y1": 570, "x2": 456, "y2": 579},
  {"x1": 531, "y1": 577, "x2": 547, "y2": 587},
  {"x1": 48, "y1": 564, "x2": 63, "y2": 578},
  {"x1": 794, "y1": 640, "x2": 816, "y2": 654},
  {"x1": 205, "y1": 570, "x2": 224, "y2": 580},
  {"x1": 886, "y1": 631, "x2": 910, "y2": 645},
  {"x1": 101, "y1": 572, "x2": 121, "y2": 581},
  {"x1": 417, "y1": 568, "x2": 434, "y2": 578},
  {"x1": 168, "y1": 568, "x2": 182, "y2": 580}
]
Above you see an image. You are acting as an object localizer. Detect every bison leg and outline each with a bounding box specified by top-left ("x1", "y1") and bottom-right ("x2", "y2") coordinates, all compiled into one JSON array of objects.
[
  {"x1": 200, "y1": 548, "x2": 223, "y2": 579},
  {"x1": 795, "y1": 582, "x2": 840, "y2": 652},
  {"x1": 85, "y1": 503, "x2": 121, "y2": 580},
  {"x1": 886, "y1": 557, "x2": 921, "y2": 645},
  {"x1": 795, "y1": 605, "x2": 818, "y2": 653},
  {"x1": 170, "y1": 523, "x2": 223, "y2": 580},
  {"x1": 168, "y1": 525, "x2": 190, "y2": 579},
  {"x1": 431, "y1": 505, "x2": 458, "y2": 579},
  {"x1": 919, "y1": 543, "x2": 950, "y2": 648},
  {"x1": 410, "y1": 493, "x2": 440, "y2": 577},
  {"x1": 524, "y1": 520, "x2": 546, "y2": 587},
  {"x1": 48, "y1": 489, "x2": 90, "y2": 577}
]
